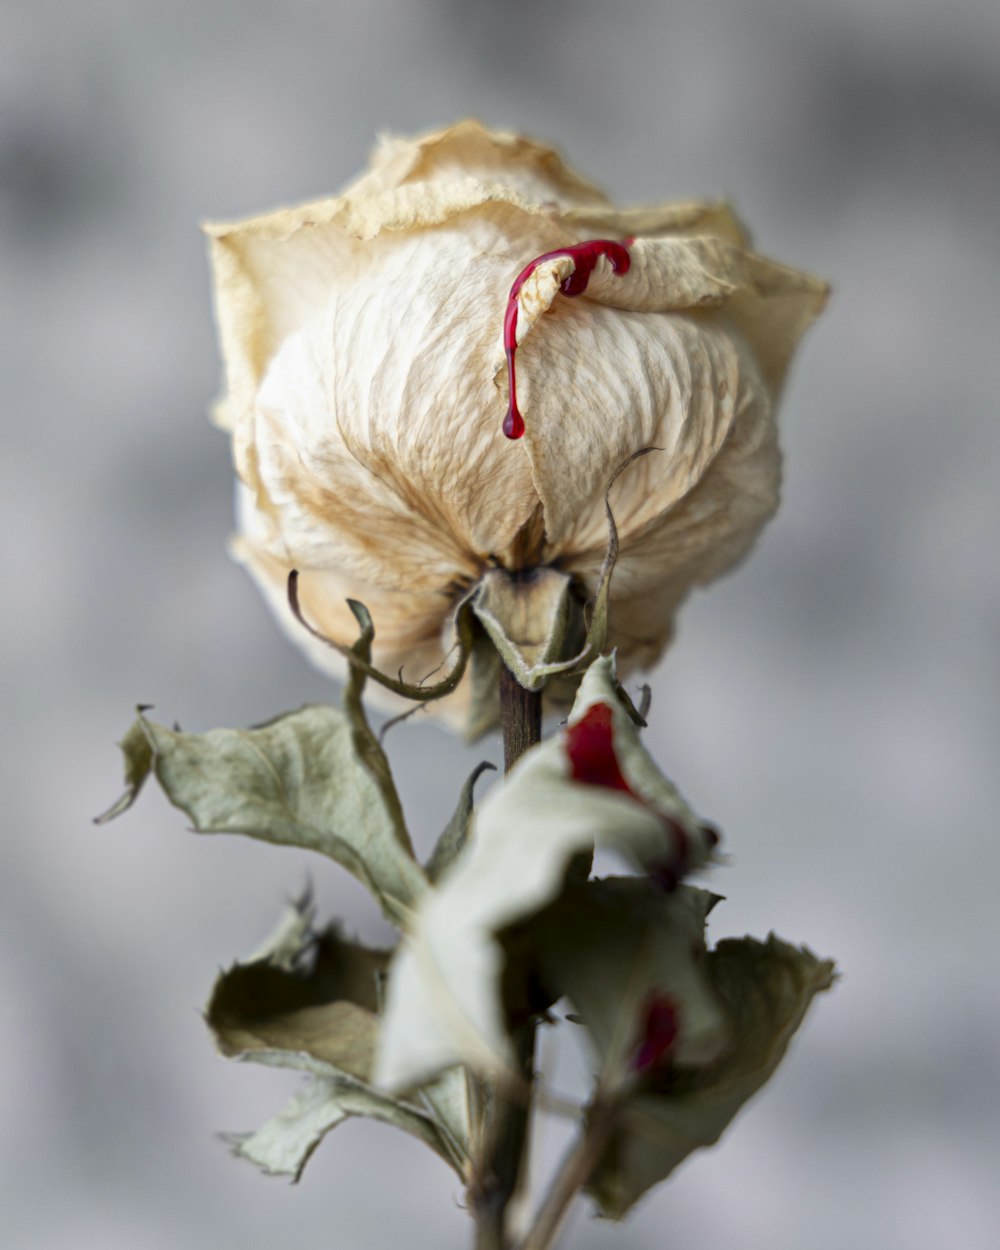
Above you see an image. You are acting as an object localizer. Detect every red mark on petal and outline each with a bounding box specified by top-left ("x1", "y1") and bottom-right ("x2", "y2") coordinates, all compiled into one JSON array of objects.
[
  {"x1": 502, "y1": 239, "x2": 631, "y2": 439},
  {"x1": 565, "y1": 702, "x2": 634, "y2": 794},
  {"x1": 631, "y1": 993, "x2": 680, "y2": 1073},
  {"x1": 566, "y1": 704, "x2": 700, "y2": 884}
]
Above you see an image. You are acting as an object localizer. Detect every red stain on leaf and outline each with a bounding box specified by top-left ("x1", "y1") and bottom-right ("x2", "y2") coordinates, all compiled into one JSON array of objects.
[{"x1": 631, "y1": 993, "x2": 680, "y2": 1073}]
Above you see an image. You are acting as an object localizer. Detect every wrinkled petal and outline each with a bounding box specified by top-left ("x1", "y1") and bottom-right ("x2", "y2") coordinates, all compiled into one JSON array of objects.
[
  {"x1": 360, "y1": 118, "x2": 613, "y2": 208},
  {"x1": 522, "y1": 312, "x2": 749, "y2": 553}
]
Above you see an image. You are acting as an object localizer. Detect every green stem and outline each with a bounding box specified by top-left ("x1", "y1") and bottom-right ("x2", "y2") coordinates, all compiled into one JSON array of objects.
[{"x1": 473, "y1": 666, "x2": 542, "y2": 1250}]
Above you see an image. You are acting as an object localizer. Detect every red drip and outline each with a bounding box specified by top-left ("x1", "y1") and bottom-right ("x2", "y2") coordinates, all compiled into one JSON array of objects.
[
  {"x1": 502, "y1": 239, "x2": 631, "y2": 440},
  {"x1": 565, "y1": 702, "x2": 634, "y2": 794},
  {"x1": 631, "y1": 993, "x2": 680, "y2": 1073}
]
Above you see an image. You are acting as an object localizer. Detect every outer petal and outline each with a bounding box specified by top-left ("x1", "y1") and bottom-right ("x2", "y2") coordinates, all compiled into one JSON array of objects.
[
  {"x1": 485, "y1": 233, "x2": 824, "y2": 673},
  {"x1": 243, "y1": 226, "x2": 561, "y2": 593},
  {"x1": 358, "y1": 118, "x2": 613, "y2": 208},
  {"x1": 519, "y1": 311, "x2": 746, "y2": 554},
  {"x1": 563, "y1": 199, "x2": 749, "y2": 247},
  {"x1": 561, "y1": 333, "x2": 781, "y2": 670},
  {"x1": 206, "y1": 118, "x2": 611, "y2": 463},
  {"x1": 502, "y1": 236, "x2": 825, "y2": 551}
]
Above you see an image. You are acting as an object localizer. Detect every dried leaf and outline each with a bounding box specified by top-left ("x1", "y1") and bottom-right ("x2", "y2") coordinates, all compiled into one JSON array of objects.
[
  {"x1": 207, "y1": 924, "x2": 389, "y2": 1083},
  {"x1": 225, "y1": 1074, "x2": 456, "y2": 1182},
  {"x1": 99, "y1": 705, "x2": 426, "y2": 926},
  {"x1": 587, "y1": 935, "x2": 836, "y2": 1218},
  {"x1": 210, "y1": 899, "x2": 470, "y2": 1181},
  {"x1": 535, "y1": 879, "x2": 729, "y2": 1090}
]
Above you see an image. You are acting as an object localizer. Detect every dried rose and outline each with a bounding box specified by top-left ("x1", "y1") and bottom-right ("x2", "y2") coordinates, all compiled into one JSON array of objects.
[{"x1": 206, "y1": 120, "x2": 827, "y2": 727}]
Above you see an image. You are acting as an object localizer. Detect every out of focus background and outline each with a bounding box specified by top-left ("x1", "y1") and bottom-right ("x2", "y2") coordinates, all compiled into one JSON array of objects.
[{"x1": 2, "y1": 1, "x2": 998, "y2": 1247}]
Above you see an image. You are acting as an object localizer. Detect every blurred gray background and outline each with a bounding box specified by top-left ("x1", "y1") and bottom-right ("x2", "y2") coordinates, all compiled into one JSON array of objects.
[{"x1": 2, "y1": 0, "x2": 999, "y2": 1247}]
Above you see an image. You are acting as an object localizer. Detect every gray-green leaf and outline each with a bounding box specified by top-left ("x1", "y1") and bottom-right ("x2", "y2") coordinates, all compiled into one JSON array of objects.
[
  {"x1": 225, "y1": 1074, "x2": 460, "y2": 1182},
  {"x1": 207, "y1": 922, "x2": 389, "y2": 1083},
  {"x1": 98, "y1": 705, "x2": 426, "y2": 926},
  {"x1": 209, "y1": 899, "x2": 470, "y2": 1181},
  {"x1": 535, "y1": 879, "x2": 729, "y2": 1088}
]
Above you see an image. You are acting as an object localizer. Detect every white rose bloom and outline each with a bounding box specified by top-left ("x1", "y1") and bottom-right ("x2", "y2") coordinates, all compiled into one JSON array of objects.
[{"x1": 207, "y1": 120, "x2": 827, "y2": 729}]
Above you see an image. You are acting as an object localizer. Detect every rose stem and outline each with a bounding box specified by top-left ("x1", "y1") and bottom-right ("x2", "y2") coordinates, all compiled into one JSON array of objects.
[
  {"x1": 473, "y1": 662, "x2": 543, "y2": 1250},
  {"x1": 515, "y1": 1103, "x2": 615, "y2": 1250},
  {"x1": 500, "y1": 664, "x2": 542, "y2": 774}
]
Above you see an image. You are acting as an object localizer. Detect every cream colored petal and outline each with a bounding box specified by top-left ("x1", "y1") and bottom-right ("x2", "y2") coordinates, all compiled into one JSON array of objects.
[
  {"x1": 585, "y1": 236, "x2": 743, "y2": 311},
  {"x1": 253, "y1": 318, "x2": 476, "y2": 592},
  {"x1": 513, "y1": 235, "x2": 827, "y2": 380},
  {"x1": 251, "y1": 216, "x2": 564, "y2": 583},
  {"x1": 563, "y1": 199, "x2": 749, "y2": 246},
  {"x1": 561, "y1": 364, "x2": 780, "y2": 673},
  {"x1": 206, "y1": 218, "x2": 365, "y2": 436},
  {"x1": 516, "y1": 310, "x2": 746, "y2": 551},
  {"x1": 360, "y1": 118, "x2": 612, "y2": 208},
  {"x1": 723, "y1": 253, "x2": 829, "y2": 395}
]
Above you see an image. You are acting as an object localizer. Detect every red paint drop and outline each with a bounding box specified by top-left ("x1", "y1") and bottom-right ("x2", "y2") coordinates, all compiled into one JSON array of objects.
[
  {"x1": 502, "y1": 239, "x2": 631, "y2": 439},
  {"x1": 565, "y1": 702, "x2": 634, "y2": 794},
  {"x1": 631, "y1": 993, "x2": 680, "y2": 1073}
]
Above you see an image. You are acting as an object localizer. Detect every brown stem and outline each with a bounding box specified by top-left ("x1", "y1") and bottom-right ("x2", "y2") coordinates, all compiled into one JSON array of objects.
[
  {"x1": 500, "y1": 665, "x2": 542, "y2": 774},
  {"x1": 473, "y1": 668, "x2": 543, "y2": 1250}
]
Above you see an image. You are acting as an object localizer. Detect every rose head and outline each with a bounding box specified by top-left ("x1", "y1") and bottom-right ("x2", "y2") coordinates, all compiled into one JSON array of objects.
[{"x1": 207, "y1": 120, "x2": 827, "y2": 728}]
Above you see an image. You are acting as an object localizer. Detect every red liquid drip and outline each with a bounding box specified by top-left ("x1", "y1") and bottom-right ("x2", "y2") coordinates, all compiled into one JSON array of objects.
[
  {"x1": 631, "y1": 993, "x2": 680, "y2": 1073},
  {"x1": 502, "y1": 239, "x2": 631, "y2": 440},
  {"x1": 565, "y1": 702, "x2": 634, "y2": 794}
]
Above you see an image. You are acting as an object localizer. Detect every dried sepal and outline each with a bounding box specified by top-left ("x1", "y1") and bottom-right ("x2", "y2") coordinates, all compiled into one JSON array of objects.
[
  {"x1": 425, "y1": 761, "x2": 496, "y2": 884},
  {"x1": 470, "y1": 567, "x2": 585, "y2": 691}
]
